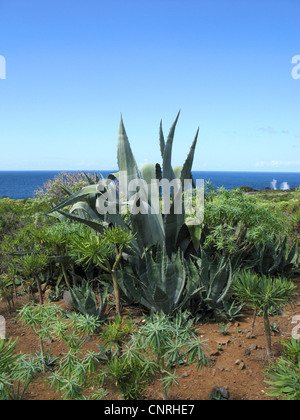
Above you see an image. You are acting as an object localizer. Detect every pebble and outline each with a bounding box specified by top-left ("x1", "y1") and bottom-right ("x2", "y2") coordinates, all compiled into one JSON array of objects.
[
  {"x1": 238, "y1": 362, "x2": 246, "y2": 370},
  {"x1": 249, "y1": 343, "x2": 258, "y2": 351}
]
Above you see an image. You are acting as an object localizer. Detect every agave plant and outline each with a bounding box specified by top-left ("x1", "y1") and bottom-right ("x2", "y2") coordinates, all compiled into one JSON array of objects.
[
  {"x1": 47, "y1": 112, "x2": 201, "y2": 258},
  {"x1": 190, "y1": 249, "x2": 235, "y2": 320},
  {"x1": 69, "y1": 281, "x2": 108, "y2": 322},
  {"x1": 251, "y1": 237, "x2": 299, "y2": 278},
  {"x1": 116, "y1": 245, "x2": 202, "y2": 315}
]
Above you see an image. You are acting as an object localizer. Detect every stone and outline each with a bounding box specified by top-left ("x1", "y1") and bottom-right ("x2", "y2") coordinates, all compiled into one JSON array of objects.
[
  {"x1": 63, "y1": 290, "x2": 73, "y2": 308},
  {"x1": 249, "y1": 343, "x2": 258, "y2": 351},
  {"x1": 238, "y1": 362, "x2": 246, "y2": 370},
  {"x1": 217, "y1": 338, "x2": 231, "y2": 346},
  {"x1": 210, "y1": 350, "x2": 221, "y2": 357},
  {"x1": 210, "y1": 386, "x2": 230, "y2": 400}
]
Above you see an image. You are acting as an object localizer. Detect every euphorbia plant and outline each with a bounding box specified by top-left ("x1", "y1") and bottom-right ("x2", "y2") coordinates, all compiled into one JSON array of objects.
[
  {"x1": 18, "y1": 303, "x2": 59, "y2": 372},
  {"x1": 19, "y1": 252, "x2": 49, "y2": 304},
  {"x1": 123, "y1": 311, "x2": 207, "y2": 400},
  {"x1": 70, "y1": 226, "x2": 135, "y2": 317},
  {"x1": 233, "y1": 271, "x2": 297, "y2": 359},
  {"x1": 39, "y1": 221, "x2": 83, "y2": 290}
]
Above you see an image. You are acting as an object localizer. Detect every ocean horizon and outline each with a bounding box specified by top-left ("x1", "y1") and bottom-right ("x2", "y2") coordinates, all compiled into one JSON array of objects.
[{"x1": 0, "y1": 170, "x2": 299, "y2": 200}]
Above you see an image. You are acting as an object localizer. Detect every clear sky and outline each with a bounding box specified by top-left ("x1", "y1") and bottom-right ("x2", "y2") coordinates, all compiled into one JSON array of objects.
[{"x1": 0, "y1": 0, "x2": 299, "y2": 172}]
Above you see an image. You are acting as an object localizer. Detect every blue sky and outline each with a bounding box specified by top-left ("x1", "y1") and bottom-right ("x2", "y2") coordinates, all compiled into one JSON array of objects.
[{"x1": 0, "y1": 0, "x2": 299, "y2": 172}]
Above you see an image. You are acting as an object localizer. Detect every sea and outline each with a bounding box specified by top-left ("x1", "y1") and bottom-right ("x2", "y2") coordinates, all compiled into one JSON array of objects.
[{"x1": 0, "y1": 170, "x2": 299, "y2": 200}]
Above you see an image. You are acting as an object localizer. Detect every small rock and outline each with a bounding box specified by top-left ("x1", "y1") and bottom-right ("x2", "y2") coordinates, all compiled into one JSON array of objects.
[
  {"x1": 243, "y1": 349, "x2": 251, "y2": 356},
  {"x1": 235, "y1": 359, "x2": 242, "y2": 365},
  {"x1": 218, "y1": 366, "x2": 225, "y2": 372},
  {"x1": 218, "y1": 338, "x2": 231, "y2": 346},
  {"x1": 63, "y1": 290, "x2": 73, "y2": 308},
  {"x1": 238, "y1": 362, "x2": 246, "y2": 370},
  {"x1": 210, "y1": 386, "x2": 230, "y2": 400},
  {"x1": 249, "y1": 343, "x2": 258, "y2": 351},
  {"x1": 182, "y1": 370, "x2": 192, "y2": 378}
]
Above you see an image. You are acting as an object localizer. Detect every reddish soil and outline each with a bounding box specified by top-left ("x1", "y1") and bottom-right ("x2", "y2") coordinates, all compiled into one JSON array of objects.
[{"x1": 1, "y1": 277, "x2": 300, "y2": 401}]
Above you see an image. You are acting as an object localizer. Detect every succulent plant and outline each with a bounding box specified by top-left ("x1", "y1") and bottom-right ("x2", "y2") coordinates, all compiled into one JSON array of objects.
[{"x1": 70, "y1": 281, "x2": 108, "y2": 322}]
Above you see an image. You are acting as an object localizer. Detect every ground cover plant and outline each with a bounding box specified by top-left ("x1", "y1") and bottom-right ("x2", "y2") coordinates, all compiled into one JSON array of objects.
[{"x1": 0, "y1": 115, "x2": 299, "y2": 400}]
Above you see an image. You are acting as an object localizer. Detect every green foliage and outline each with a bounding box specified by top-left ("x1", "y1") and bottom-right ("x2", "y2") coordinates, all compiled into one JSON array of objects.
[
  {"x1": 48, "y1": 113, "x2": 200, "y2": 257},
  {"x1": 0, "y1": 275, "x2": 14, "y2": 309},
  {"x1": 233, "y1": 271, "x2": 297, "y2": 314},
  {"x1": 117, "y1": 246, "x2": 202, "y2": 315},
  {"x1": 70, "y1": 281, "x2": 108, "y2": 322},
  {"x1": 122, "y1": 312, "x2": 207, "y2": 399},
  {"x1": 190, "y1": 249, "x2": 236, "y2": 320},
  {"x1": 233, "y1": 271, "x2": 297, "y2": 358},
  {"x1": 100, "y1": 316, "x2": 134, "y2": 357},
  {"x1": 218, "y1": 323, "x2": 231, "y2": 336},
  {"x1": 99, "y1": 316, "x2": 146, "y2": 400},
  {"x1": 20, "y1": 252, "x2": 49, "y2": 278},
  {"x1": 18, "y1": 303, "x2": 105, "y2": 400},
  {"x1": 34, "y1": 171, "x2": 100, "y2": 207},
  {"x1": 19, "y1": 252, "x2": 49, "y2": 303},
  {"x1": 203, "y1": 189, "x2": 285, "y2": 250},
  {"x1": 70, "y1": 226, "x2": 135, "y2": 316},
  {"x1": 48, "y1": 310, "x2": 104, "y2": 400},
  {"x1": 253, "y1": 189, "x2": 300, "y2": 240},
  {"x1": 250, "y1": 237, "x2": 299, "y2": 278},
  {"x1": 280, "y1": 337, "x2": 300, "y2": 363},
  {"x1": 105, "y1": 354, "x2": 149, "y2": 400},
  {"x1": 0, "y1": 338, "x2": 42, "y2": 400},
  {"x1": 264, "y1": 337, "x2": 300, "y2": 400}
]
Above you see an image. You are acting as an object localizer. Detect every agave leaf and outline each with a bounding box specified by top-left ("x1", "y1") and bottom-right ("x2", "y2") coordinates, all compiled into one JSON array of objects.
[
  {"x1": 47, "y1": 185, "x2": 99, "y2": 214},
  {"x1": 169, "y1": 251, "x2": 186, "y2": 306},
  {"x1": 153, "y1": 286, "x2": 170, "y2": 314},
  {"x1": 164, "y1": 191, "x2": 185, "y2": 257},
  {"x1": 162, "y1": 111, "x2": 180, "y2": 183},
  {"x1": 70, "y1": 201, "x2": 100, "y2": 220},
  {"x1": 159, "y1": 120, "x2": 165, "y2": 160},
  {"x1": 287, "y1": 242, "x2": 298, "y2": 265},
  {"x1": 55, "y1": 209, "x2": 107, "y2": 233},
  {"x1": 217, "y1": 263, "x2": 233, "y2": 303},
  {"x1": 186, "y1": 223, "x2": 202, "y2": 252},
  {"x1": 117, "y1": 116, "x2": 141, "y2": 183},
  {"x1": 179, "y1": 128, "x2": 199, "y2": 186}
]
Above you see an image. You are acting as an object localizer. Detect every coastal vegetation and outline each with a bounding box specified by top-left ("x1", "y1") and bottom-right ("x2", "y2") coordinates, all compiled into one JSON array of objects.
[{"x1": 0, "y1": 114, "x2": 299, "y2": 400}]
